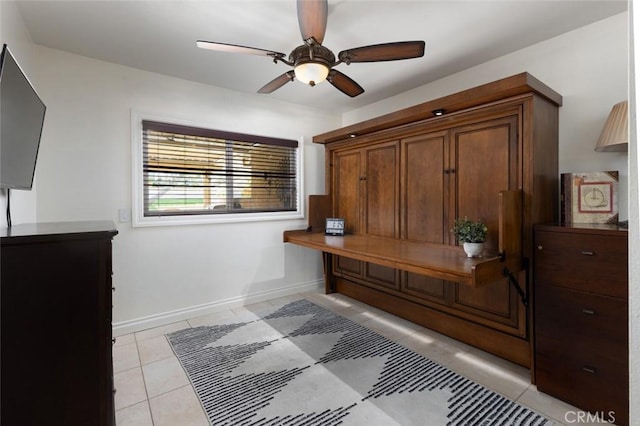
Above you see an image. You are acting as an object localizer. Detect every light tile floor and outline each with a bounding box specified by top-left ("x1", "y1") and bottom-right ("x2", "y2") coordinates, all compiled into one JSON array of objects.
[{"x1": 113, "y1": 290, "x2": 603, "y2": 426}]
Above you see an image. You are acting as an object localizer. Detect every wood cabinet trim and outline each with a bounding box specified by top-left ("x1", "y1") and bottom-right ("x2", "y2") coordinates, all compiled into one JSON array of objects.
[
  {"x1": 323, "y1": 97, "x2": 527, "y2": 150},
  {"x1": 313, "y1": 72, "x2": 562, "y2": 144}
]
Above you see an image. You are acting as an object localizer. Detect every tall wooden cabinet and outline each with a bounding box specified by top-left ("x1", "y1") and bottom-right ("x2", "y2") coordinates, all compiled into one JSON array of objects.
[
  {"x1": 312, "y1": 73, "x2": 561, "y2": 366},
  {"x1": 1, "y1": 221, "x2": 118, "y2": 426}
]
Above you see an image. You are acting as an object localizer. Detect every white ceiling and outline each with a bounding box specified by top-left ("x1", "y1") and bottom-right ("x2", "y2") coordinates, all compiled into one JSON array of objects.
[{"x1": 16, "y1": 0, "x2": 628, "y2": 113}]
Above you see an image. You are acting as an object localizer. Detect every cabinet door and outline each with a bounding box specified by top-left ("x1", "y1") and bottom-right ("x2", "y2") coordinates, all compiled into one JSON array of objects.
[
  {"x1": 331, "y1": 142, "x2": 399, "y2": 289},
  {"x1": 449, "y1": 115, "x2": 524, "y2": 334},
  {"x1": 363, "y1": 142, "x2": 399, "y2": 237},
  {"x1": 333, "y1": 149, "x2": 362, "y2": 234},
  {"x1": 362, "y1": 141, "x2": 400, "y2": 287},
  {"x1": 400, "y1": 131, "x2": 449, "y2": 304},
  {"x1": 332, "y1": 142, "x2": 399, "y2": 236},
  {"x1": 332, "y1": 149, "x2": 363, "y2": 277}
]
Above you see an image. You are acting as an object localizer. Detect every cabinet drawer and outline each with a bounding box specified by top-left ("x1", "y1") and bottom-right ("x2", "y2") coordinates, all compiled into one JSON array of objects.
[
  {"x1": 535, "y1": 231, "x2": 627, "y2": 297},
  {"x1": 536, "y1": 348, "x2": 628, "y2": 425},
  {"x1": 536, "y1": 286, "x2": 628, "y2": 424},
  {"x1": 535, "y1": 284, "x2": 627, "y2": 347},
  {"x1": 536, "y1": 332, "x2": 627, "y2": 383}
]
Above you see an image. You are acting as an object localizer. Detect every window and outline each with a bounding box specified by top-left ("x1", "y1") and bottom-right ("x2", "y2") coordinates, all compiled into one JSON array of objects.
[{"x1": 133, "y1": 117, "x2": 302, "y2": 226}]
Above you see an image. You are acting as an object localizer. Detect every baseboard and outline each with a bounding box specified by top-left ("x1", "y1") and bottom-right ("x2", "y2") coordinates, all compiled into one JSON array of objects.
[{"x1": 112, "y1": 279, "x2": 323, "y2": 336}]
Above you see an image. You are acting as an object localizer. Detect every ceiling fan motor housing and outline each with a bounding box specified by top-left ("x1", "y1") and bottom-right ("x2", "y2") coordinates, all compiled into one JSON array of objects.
[{"x1": 290, "y1": 44, "x2": 335, "y2": 66}]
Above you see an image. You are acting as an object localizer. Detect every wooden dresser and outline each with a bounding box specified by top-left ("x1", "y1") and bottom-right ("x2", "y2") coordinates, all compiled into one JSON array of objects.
[
  {"x1": 1, "y1": 221, "x2": 118, "y2": 426},
  {"x1": 534, "y1": 223, "x2": 628, "y2": 426}
]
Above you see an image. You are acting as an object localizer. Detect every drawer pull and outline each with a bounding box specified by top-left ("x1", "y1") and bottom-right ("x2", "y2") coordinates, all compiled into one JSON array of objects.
[
  {"x1": 582, "y1": 366, "x2": 597, "y2": 374},
  {"x1": 580, "y1": 250, "x2": 595, "y2": 256},
  {"x1": 582, "y1": 308, "x2": 596, "y2": 315},
  {"x1": 112, "y1": 337, "x2": 116, "y2": 344},
  {"x1": 537, "y1": 245, "x2": 543, "y2": 250}
]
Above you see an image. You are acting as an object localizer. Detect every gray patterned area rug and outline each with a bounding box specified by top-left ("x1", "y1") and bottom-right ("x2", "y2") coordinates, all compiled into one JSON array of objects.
[{"x1": 166, "y1": 299, "x2": 553, "y2": 426}]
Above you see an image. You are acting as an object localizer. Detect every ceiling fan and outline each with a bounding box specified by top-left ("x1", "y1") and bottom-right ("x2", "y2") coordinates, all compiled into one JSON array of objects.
[{"x1": 196, "y1": 0, "x2": 425, "y2": 97}]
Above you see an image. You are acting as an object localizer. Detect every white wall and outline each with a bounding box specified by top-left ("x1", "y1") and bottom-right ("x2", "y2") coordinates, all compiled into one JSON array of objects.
[
  {"x1": 0, "y1": 0, "x2": 39, "y2": 226},
  {"x1": 344, "y1": 12, "x2": 630, "y2": 220},
  {"x1": 29, "y1": 46, "x2": 339, "y2": 334}
]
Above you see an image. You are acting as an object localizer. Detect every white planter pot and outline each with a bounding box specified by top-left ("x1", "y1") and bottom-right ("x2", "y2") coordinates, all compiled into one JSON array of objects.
[{"x1": 463, "y1": 242, "x2": 484, "y2": 258}]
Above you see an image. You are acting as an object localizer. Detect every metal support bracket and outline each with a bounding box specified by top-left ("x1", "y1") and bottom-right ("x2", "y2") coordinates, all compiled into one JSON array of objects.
[{"x1": 503, "y1": 267, "x2": 528, "y2": 307}]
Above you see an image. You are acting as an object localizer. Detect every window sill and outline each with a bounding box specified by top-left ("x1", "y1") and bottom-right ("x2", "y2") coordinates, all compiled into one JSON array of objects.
[{"x1": 132, "y1": 210, "x2": 304, "y2": 227}]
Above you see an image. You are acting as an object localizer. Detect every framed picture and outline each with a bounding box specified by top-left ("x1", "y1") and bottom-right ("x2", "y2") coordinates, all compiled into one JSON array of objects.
[
  {"x1": 325, "y1": 218, "x2": 345, "y2": 236},
  {"x1": 578, "y1": 182, "x2": 613, "y2": 213},
  {"x1": 561, "y1": 171, "x2": 618, "y2": 224}
]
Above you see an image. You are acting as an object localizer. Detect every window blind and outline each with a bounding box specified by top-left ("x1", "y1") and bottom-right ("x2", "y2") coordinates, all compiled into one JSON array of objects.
[{"x1": 142, "y1": 120, "x2": 298, "y2": 217}]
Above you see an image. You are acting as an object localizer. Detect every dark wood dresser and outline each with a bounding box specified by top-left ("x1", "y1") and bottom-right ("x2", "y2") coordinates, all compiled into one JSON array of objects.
[
  {"x1": 1, "y1": 221, "x2": 118, "y2": 426},
  {"x1": 534, "y1": 223, "x2": 628, "y2": 426}
]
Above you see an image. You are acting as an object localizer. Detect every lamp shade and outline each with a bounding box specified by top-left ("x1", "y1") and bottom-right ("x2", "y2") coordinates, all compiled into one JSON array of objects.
[{"x1": 595, "y1": 100, "x2": 628, "y2": 152}]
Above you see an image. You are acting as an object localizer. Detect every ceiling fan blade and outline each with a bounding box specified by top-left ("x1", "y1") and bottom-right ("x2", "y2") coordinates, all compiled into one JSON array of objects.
[
  {"x1": 327, "y1": 69, "x2": 364, "y2": 97},
  {"x1": 258, "y1": 71, "x2": 296, "y2": 94},
  {"x1": 197, "y1": 40, "x2": 285, "y2": 59},
  {"x1": 338, "y1": 41, "x2": 426, "y2": 64},
  {"x1": 297, "y1": 0, "x2": 328, "y2": 44}
]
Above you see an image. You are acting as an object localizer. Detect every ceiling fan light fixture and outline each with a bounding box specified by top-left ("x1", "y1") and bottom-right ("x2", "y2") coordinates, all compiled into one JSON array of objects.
[
  {"x1": 294, "y1": 62, "x2": 330, "y2": 86},
  {"x1": 198, "y1": 1, "x2": 425, "y2": 97}
]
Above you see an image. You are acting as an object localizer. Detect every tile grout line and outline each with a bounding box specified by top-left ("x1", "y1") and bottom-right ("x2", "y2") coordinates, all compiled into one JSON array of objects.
[{"x1": 136, "y1": 335, "x2": 153, "y2": 426}]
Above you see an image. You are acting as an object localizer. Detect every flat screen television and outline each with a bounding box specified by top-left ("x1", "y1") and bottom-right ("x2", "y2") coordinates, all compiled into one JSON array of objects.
[{"x1": 0, "y1": 43, "x2": 46, "y2": 190}]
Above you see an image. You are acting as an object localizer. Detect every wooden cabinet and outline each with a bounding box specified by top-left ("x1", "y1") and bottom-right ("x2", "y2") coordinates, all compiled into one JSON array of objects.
[
  {"x1": 332, "y1": 140, "x2": 400, "y2": 290},
  {"x1": 534, "y1": 224, "x2": 628, "y2": 426},
  {"x1": 326, "y1": 101, "x2": 542, "y2": 362},
  {"x1": 308, "y1": 73, "x2": 561, "y2": 367},
  {"x1": 1, "y1": 221, "x2": 118, "y2": 426},
  {"x1": 398, "y1": 111, "x2": 523, "y2": 334}
]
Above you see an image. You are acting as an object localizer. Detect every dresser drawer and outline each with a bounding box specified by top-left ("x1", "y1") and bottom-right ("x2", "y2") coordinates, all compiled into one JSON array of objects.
[
  {"x1": 536, "y1": 348, "x2": 628, "y2": 426},
  {"x1": 536, "y1": 331, "x2": 627, "y2": 383},
  {"x1": 535, "y1": 284, "x2": 627, "y2": 347},
  {"x1": 535, "y1": 230, "x2": 627, "y2": 297},
  {"x1": 536, "y1": 285, "x2": 628, "y2": 425}
]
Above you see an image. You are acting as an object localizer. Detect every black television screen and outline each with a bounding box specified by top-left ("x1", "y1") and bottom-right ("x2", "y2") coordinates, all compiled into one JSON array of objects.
[{"x1": 0, "y1": 43, "x2": 46, "y2": 190}]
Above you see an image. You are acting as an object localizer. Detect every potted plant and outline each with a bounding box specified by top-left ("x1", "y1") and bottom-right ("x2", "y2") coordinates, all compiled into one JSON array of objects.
[{"x1": 452, "y1": 217, "x2": 488, "y2": 257}]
